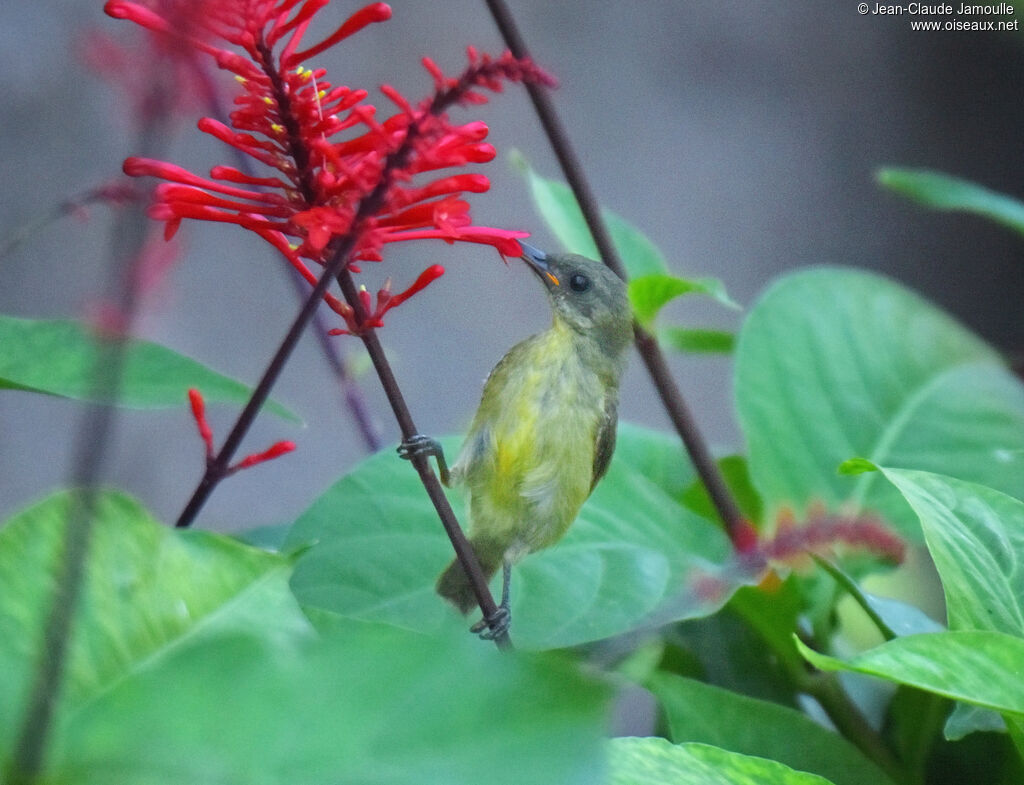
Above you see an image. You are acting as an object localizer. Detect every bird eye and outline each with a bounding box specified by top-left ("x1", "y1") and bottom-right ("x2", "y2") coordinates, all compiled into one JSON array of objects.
[{"x1": 569, "y1": 273, "x2": 591, "y2": 292}]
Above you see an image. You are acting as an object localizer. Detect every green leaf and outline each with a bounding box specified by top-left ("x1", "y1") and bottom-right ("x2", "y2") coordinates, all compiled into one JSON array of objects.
[
  {"x1": 647, "y1": 672, "x2": 895, "y2": 785},
  {"x1": 0, "y1": 315, "x2": 297, "y2": 420},
  {"x1": 735, "y1": 267, "x2": 1024, "y2": 536},
  {"x1": 511, "y1": 150, "x2": 667, "y2": 278},
  {"x1": 660, "y1": 327, "x2": 735, "y2": 355},
  {"x1": 837, "y1": 458, "x2": 878, "y2": 476},
  {"x1": 629, "y1": 274, "x2": 739, "y2": 327},
  {"x1": 2, "y1": 492, "x2": 610, "y2": 784},
  {"x1": 0, "y1": 490, "x2": 312, "y2": 763},
  {"x1": 877, "y1": 469, "x2": 1024, "y2": 637},
  {"x1": 878, "y1": 468, "x2": 1024, "y2": 741},
  {"x1": 287, "y1": 423, "x2": 736, "y2": 650},
  {"x1": 51, "y1": 622, "x2": 609, "y2": 785},
  {"x1": 878, "y1": 167, "x2": 1024, "y2": 237},
  {"x1": 796, "y1": 631, "x2": 1024, "y2": 717},
  {"x1": 727, "y1": 577, "x2": 806, "y2": 675},
  {"x1": 608, "y1": 738, "x2": 836, "y2": 785},
  {"x1": 945, "y1": 703, "x2": 1007, "y2": 741}
]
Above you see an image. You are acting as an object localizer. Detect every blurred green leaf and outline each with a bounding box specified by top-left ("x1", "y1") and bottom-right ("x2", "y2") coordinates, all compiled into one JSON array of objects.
[
  {"x1": 726, "y1": 578, "x2": 805, "y2": 675},
  {"x1": 607, "y1": 737, "x2": 836, "y2": 785},
  {"x1": 837, "y1": 458, "x2": 878, "y2": 476},
  {"x1": 945, "y1": 703, "x2": 1007, "y2": 741},
  {"x1": 647, "y1": 672, "x2": 895, "y2": 785},
  {"x1": 878, "y1": 168, "x2": 1024, "y2": 237},
  {"x1": 797, "y1": 631, "x2": 1024, "y2": 717},
  {"x1": 0, "y1": 315, "x2": 298, "y2": 420},
  {"x1": 287, "y1": 423, "x2": 738, "y2": 650},
  {"x1": 0, "y1": 489, "x2": 311, "y2": 764},
  {"x1": 52, "y1": 622, "x2": 610, "y2": 785},
  {"x1": 512, "y1": 150, "x2": 667, "y2": 279},
  {"x1": 735, "y1": 267, "x2": 1024, "y2": 537},
  {"x1": 2, "y1": 492, "x2": 610, "y2": 784},
  {"x1": 660, "y1": 327, "x2": 735, "y2": 355},
  {"x1": 629, "y1": 274, "x2": 739, "y2": 327}
]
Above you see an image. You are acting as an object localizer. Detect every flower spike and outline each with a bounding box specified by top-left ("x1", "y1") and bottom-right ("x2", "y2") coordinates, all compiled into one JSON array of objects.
[{"x1": 109, "y1": 0, "x2": 547, "y2": 332}]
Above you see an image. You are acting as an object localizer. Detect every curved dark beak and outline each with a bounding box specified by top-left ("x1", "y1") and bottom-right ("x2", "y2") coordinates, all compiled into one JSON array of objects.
[{"x1": 519, "y1": 242, "x2": 560, "y2": 288}]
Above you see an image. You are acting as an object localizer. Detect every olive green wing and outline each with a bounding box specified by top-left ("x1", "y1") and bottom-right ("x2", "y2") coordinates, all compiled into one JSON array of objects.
[{"x1": 590, "y1": 392, "x2": 618, "y2": 491}]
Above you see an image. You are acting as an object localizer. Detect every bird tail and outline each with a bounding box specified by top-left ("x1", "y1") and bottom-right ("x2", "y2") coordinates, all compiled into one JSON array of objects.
[{"x1": 436, "y1": 536, "x2": 505, "y2": 614}]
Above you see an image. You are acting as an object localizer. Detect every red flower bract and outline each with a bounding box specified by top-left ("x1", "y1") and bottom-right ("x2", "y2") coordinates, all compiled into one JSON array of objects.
[{"x1": 106, "y1": 0, "x2": 552, "y2": 332}]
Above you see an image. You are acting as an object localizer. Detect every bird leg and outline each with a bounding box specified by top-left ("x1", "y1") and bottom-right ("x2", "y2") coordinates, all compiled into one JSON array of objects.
[
  {"x1": 470, "y1": 560, "x2": 512, "y2": 640},
  {"x1": 397, "y1": 434, "x2": 450, "y2": 486}
]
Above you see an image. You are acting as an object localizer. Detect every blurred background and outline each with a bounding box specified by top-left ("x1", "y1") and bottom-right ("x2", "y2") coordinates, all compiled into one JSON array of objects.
[{"x1": 2, "y1": 1, "x2": 1022, "y2": 530}]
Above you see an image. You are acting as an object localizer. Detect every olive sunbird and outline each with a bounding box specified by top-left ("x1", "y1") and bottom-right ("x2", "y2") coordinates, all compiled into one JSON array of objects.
[{"x1": 399, "y1": 244, "x2": 632, "y2": 636}]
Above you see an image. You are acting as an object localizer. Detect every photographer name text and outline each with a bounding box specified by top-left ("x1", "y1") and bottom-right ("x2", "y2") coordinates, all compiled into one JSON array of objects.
[{"x1": 866, "y1": 3, "x2": 1013, "y2": 14}]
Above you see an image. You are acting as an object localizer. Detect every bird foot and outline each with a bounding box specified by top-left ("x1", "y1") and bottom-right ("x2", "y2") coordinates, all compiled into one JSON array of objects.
[
  {"x1": 397, "y1": 434, "x2": 442, "y2": 461},
  {"x1": 470, "y1": 604, "x2": 511, "y2": 641},
  {"x1": 397, "y1": 434, "x2": 449, "y2": 485}
]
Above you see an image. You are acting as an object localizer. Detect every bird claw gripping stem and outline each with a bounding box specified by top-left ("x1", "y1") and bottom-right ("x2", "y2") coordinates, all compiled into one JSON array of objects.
[
  {"x1": 397, "y1": 434, "x2": 450, "y2": 486},
  {"x1": 470, "y1": 561, "x2": 512, "y2": 640},
  {"x1": 471, "y1": 605, "x2": 511, "y2": 640}
]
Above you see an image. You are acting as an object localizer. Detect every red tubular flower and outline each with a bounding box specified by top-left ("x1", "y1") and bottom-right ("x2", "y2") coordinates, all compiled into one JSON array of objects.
[
  {"x1": 188, "y1": 387, "x2": 296, "y2": 474},
  {"x1": 106, "y1": 0, "x2": 553, "y2": 332},
  {"x1": 188, "y1": 387, "x2": 215, "y2": 459}
]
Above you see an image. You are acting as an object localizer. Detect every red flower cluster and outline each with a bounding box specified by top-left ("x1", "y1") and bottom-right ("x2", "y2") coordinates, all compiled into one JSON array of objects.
[{"x1": 105, "y1": 0, "x2": 551, "y2": 333}]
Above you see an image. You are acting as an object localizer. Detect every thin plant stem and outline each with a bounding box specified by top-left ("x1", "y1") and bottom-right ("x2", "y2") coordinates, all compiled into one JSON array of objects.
[
  {"x1": 482, "y1": 0, "x2": 746, "y2": 543},
  {"x1": 5, "y1": 119, "x2": 163, "y2": 784},
  {"x1": 174, "y1": 226, "x2": 359, "y2": 528},
  {"x1": 800, "y1": 670, "x2": 906, "y2": 781},
  {"x1": 812, "y1": 554, "x2": 898, "y2": 642}
]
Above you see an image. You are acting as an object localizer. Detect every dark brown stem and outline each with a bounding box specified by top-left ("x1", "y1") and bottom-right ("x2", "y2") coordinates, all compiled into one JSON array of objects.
[
  {"x1": 335, "y1": 270, "x2": 510, "y2": 650},
  {"x1": 174, "y1": 224, "x2": 355, "y2": 528},
  {"x1": 483, "y1": 0, "x2": 745, "y2": 542}
]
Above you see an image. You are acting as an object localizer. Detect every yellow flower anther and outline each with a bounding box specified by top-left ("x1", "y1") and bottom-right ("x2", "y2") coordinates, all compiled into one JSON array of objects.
[
  {"x1": 234, "y1": 75, "x2": 247, "y2": 84},
  {"x1": 271, "y1": 123, "x2": 285, "y2": 133},
  {"x1": 263, "y1": 96, "x2": 274, "y2": 105}
]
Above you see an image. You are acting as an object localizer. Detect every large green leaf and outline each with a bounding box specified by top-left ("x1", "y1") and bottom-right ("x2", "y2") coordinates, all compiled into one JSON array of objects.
[
  {"x1": 607, "y1": 738, "x2": 835, "y2": 785},
  {"x1": 286, "y1": 423, "x2": 736, "y2": 650},
  {"x1": 878, "y1": 168, "x2": 1024, "y2": 237},
  {"x1": 51, "y1": 622, "x2": 609, "y2": 785},
  {"x1": 512, "y1": 151, "x2": 667, "y2": 279},
  {"x1": 879, "y1": 469, "x2": 1024, "y2": 636},
  {"x1": 0, "y1": 489, "x2": 311, "y2": 758},
  {"x1": 0, "y1": 315, "x2": 297, "y2": 419},
  {"x1": 1, "y1": 492, "x2": 610, "y2": 784},
  {"x1": 735, "y1": 267, "x2": 1024, "y2": 535},
  {"x1": 797, "y1": 631, "x2": 1024, "y2": 718},
  {"x1": 647, "y1": 672, "x2": 893, "y2": 785}
]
